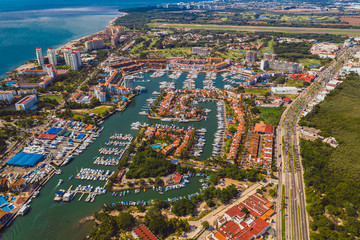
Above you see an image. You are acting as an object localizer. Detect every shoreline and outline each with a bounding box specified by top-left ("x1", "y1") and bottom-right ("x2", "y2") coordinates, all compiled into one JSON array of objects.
[
  {"x1": 55, "y1": 12, "x2": 126, "y2": 53},
  {"x1": 13, "y1": 11, "x2": 126, "y2": 73}
]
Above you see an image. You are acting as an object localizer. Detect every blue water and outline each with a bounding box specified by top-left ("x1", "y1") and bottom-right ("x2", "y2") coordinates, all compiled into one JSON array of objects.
[
  {"x1": 0, "y1": 203, "x2": 15, "y2": 211},
  {"x1": 0, "y1": 195, "x2": 7, "y2": 205},
  {"x1": 0, "y1": 0, "x2": 193, "y2": 76}
]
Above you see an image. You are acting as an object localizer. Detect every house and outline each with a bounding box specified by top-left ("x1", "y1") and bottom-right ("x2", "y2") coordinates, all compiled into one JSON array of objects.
[
  {"x1": 254, "y1": 121, "x2": 274, "y2": 135},
  {"x1": 132, "y1": 224, "x2": 159, "y2": 240}
]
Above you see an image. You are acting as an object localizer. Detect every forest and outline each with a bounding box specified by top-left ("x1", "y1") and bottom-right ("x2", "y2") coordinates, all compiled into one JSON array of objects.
[{"x1": 299, "y1": 73, "x2": 360, "y2": 239}]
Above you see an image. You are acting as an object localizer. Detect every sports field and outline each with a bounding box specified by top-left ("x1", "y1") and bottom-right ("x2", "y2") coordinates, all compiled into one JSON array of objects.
[{"x1": 150, "y1": 23, "x2": 360, "y2": 36}]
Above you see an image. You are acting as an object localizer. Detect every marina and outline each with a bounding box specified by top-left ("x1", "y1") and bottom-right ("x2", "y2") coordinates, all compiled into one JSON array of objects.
[{"x1": 2, "y1": 71, "x2": 228, "y2": 240}]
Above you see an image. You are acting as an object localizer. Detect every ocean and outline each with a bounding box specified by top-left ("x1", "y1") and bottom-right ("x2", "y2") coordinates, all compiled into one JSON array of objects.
[{"x1": 0, "y1": 0, "x2": 189, "y2": 77}]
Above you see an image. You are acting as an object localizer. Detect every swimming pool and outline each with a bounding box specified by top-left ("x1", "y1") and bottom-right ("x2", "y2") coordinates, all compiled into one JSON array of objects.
[
  {"x1": 0, "y1": 196, "x2": 7, "y2": 206},
  {"x1": 151, "y1": 143, "x2": 162, "y2": 150},
  {"x1": 1, "y1": 203, "x2": 15, "y2": 211}
]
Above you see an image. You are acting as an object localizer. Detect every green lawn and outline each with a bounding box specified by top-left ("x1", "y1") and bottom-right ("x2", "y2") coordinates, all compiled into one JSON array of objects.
[
  {"x1": 261, "y1": 39, "x2": 275, "y2": 53},
  {"x1": 259, "y1": 107, "x2": 285, "y2": 127},
  {"x1": 245, "y1": 88, "x2": 269, "y2": 97},
  {"x1": 285, "y1": 79, "x2": 309, "y2": 88},
  {"x1": 92, "y1": 105, "x2": 112, "y2": 115},
  {"x1": 39, "y1": 95, "x2": 63, "y2": 102},
  {"x1": 298, "y1": 58, "x2": 321, "y2": 67},
  {"x1": 150, "y1": 23, "x2": 360, "y2": 36}
]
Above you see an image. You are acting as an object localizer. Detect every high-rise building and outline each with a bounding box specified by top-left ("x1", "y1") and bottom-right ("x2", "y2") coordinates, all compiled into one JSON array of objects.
[
  {"x1": 74, "y1": 49, "x2": 82, "y2": 68},
  {"x1": 36, "y1": 47, "x2": 44, "y2": 65},
  {"x1": 192, "y1": 47, "x2": 211, "y2": 56},
  {"x1": 85, "y1": 37, "x2": 104, "y2": 51},
  {"x1": 263, "y1": 53, "x2": 277, "y2": 61},
  {"x1": 70, "y1": 52, "x2": 80, "y2": 70},
  {"x1": 123, "y1": 77, "x2": 134, "y2": 89},
  {"x1": 47, "y1": 48, "x2": 57, "y2": 66},
  {"x1": 246, "y1": 50, "x2": 257, "y2": 63},
  {"x1": 15, "y1": 95, "x2": 38, "y2": 111},
  {"x1": 62, "y1": 48, "x2": 72, "y2": 66},
  {"x1": 0, "y1": 91, "x2": 14, "y2": 102},
  {"x1": 63, "y1": 48, "x2": 81, "y2": 70}
]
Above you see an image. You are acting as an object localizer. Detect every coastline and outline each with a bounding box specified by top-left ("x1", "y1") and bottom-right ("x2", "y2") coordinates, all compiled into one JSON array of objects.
[
  {"x1": 55, "y1": 12, "x2": 126, "y2": 53},
  {"x1": 14, "y1": 11, "x2": 126, "y2": 72}
]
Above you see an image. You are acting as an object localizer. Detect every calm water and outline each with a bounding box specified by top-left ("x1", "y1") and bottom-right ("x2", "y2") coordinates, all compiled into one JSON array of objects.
[
  {"x1": 0, "y1": 72, "x2": 234, "y2": 240},
  {"x1": 0, "y1": 0, "x2": 192, "y2": 76}
]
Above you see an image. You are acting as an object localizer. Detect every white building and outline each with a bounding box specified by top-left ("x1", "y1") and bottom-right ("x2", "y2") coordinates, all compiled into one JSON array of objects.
[
  {"x1": 69, "y1": 50, "x2": 82, "y2": 70},
  {"x1": 15, "y1": 95, "x2": 38, "y2": 111},
  {"x1": 192, "y1": 47, "x2": 211, "y2": 55},
  {"x1": 62, "y1": 48, "x2": 72, "y2": 66},
  {"x1": 36, "y1": 47, "x2": 44, "y2": 65},
  {"x1": 47, "y1": 48, "x2": 57, "y2": 66},
  {"x1": 85, "y1": 37, "x2": 104, "y2": 51},
  {"x1": 0, "y1": 91, "x2": 14, "y2": 102},
  {"x1": 123, "y1": 77, "x2": 134, "y2": 89},
  {"x1": 271, "y1": 86, "x2": 299, "y2": 95}
]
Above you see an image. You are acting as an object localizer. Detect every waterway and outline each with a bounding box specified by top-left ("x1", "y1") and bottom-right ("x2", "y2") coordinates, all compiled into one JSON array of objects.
[{"x1": 0, "y1": 72, "x2": 238, "y2": 240}]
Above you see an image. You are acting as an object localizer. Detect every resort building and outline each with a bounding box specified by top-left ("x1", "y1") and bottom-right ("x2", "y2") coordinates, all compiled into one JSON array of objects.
[
  {"x1": 15, "y1": 95, "x2": 38, "y2": 111},
  {"x1": 310, "y1": 42, "x2": 340, "y2": 59},
  {"x1": 260, "y1": 60, "x2": 303, "y2": 73},
  {"x1": 271, "y1": 86, "x2": 299, "y2": 95},
  {"x1": 132, "y1": 224, "x2": 159, "y2": 240},
  {"x1": 246, "y1": 50, "x2": 257, "y2": 63},
  {"x1": 47, "y1": 48, "x2": 57, "y2": 66},
  {"x1": 85, "y1": 37, "x2": 104, "y2": 51},
  {"x1": 207, "y1": 194, "x2": 274, "y2": 240},
  {"x1": 263, "y1": 53, "x2": 277, "y2": 61},
  {"x1": 192, "y1": 47, "x2": 211, "y2": 55},
  {"x1": 0, "y1": 91, "x2": 14, "y2": 102},
  {"x1": 36, "y1": 47, "x2": 44, "y2": 65}
]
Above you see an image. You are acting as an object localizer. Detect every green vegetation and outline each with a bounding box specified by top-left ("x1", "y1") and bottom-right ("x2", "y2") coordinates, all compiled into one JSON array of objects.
[
  {"x1": 285, "y1": 79, "x2": 310, "y2": 88},
  {"x1": 259, "y1": 107, "x2": 285, "y2": 127},
  {"x1": 299, "y1": 73, "x2": 360, "y2": 239},
  {"x1": 126, "y1": 145, "x2": 176, "y2": 179},
  {"x1": 245, "y1": 88, "x2": 269, "y2": 97},
  {"x1": 38, "y1": 95, "x2": 63, "y2": 102},
  {"x1": 273, "y1": 41, "x2": 317, "y2": 63}
]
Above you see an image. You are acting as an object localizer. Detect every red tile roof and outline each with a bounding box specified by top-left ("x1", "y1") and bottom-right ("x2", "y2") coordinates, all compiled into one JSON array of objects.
[{"x1": 132, "y1": 224, "x2": 159, "y2": 240}]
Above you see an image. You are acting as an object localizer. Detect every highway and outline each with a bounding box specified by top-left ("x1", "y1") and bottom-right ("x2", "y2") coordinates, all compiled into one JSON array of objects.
[{"x1": 275, "y1": 45, "x2": 357, "y2": 240}]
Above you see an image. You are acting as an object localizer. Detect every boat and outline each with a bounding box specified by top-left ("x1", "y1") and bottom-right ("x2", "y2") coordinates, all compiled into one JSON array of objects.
[
  {"x1": 18, "y1": 204, "x2": 30, "y2": 216},
  {"x1": 135, "y1": 189, "x2": 140, "y2": 194},
  {"x1": 54, "y1": 189, "x2": 65, "y2": 201},
  {"x1": 69, "y1": 175, "x2": 73, "y2": 180},
  {"x1": 58, "y1": 179, "x2": 63, "y2": 185},
  {"x1": 33, "y1": 191, "x2": 39, "y2": 198},
  {"x1": 161, "y1": 118, "x2": 172, "y2": 122},
  {"x1": 63, "y1": 192, "x2": 74, "y2": 202}
]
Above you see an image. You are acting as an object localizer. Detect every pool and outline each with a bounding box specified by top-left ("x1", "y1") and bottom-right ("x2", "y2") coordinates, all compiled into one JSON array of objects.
[
  {"x1": 1, "y1": 203, "x2": 15, "y2": 211},
  {"x1": 151, "y1": 143, "x2": 162, "y2": 150},
  {"x1": 0, "y1": 196, "x2": 7, "y2": 206},
  {"x1": 11, "y1": 197, "x2": 17, "y2": 201}
]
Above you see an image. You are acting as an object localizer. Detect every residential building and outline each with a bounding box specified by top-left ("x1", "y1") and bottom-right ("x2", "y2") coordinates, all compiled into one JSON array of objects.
[
  {"x1": 47, "y1": 48, "x2": 57, "y2": 66},
  {"x1": 70, "y1": 52, "x2": 80, "y2": 70},
  {"x1": 271, "y1": 86, "x2": 299, "y2": 95},
  {"x1": 261, "y1": 59, "x2": 303, "y2": 73},
  {"x1": 263, "y1": 53, "x2": 277, "y2": 61},
  {"x1": 123, "y1": 77, "x2": 134, "y2": 89},
  {"x1": 62, "y1": 48, "x2": 72, "y2": 66},
  {"x1": 192, "y1": 47, "x2": 211, "y2": 55},
  {"x1": 15, "y1": 95, "x2": 38, "y2": 110},
  {"x1": 36, "y1": 47, "x2": 44, "y2": 65},
  {"x1": 246, "y1": 50, "x2": 257, "y2": 62},
  {"x1": 0, "y1": 91, "x2": 14, "y2": 102},
  {"x1": 132, "y1": 224, "x2": 159, "y2": 240},
  {"x1": 85, "y1": 37, "x2": 104, "y2": 51}
]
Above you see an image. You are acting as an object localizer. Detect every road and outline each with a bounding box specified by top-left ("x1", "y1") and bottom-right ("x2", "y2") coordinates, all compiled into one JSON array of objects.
[{"x1": 275, "y1": 45, "x2": 357, "y2": 240}]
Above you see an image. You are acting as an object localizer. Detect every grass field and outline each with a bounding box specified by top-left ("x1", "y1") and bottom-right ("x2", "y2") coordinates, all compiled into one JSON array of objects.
[
  {"x1": 39, "y1": 95, "x2": 63, "y2": 102},
  {"x1": 150, "y1": 23, "x2": 360, "y2": 36},
  {"x1": 245, "y1": 88, "x2": 269, "y2": 96},
  {"x1": 285, "y1": 79, "x2": 309, "y2": 88},
  {"x1": 298, "y1": 58, "x2": 321, "y2": 67},
  {"x1": 92, "y1": 105, "x2": 112, "y2": 115},
  {"x1": 259, "y1": 107, "x2": 285, "y2": 127},
  {"x1": 261, "y1": 39, "x2": 275, "y2": 53}
]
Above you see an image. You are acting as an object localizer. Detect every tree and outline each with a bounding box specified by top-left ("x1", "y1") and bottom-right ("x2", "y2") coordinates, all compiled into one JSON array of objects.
[
  {"x1": 172, "y1": 199, "x2": 194, "y2": 216},
  {"x1": 202, "y1": 221, "x2": 210, "y2": 230},
  {"x1": 116, "y1": 212, "x2": 134, "y2": 230}
]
